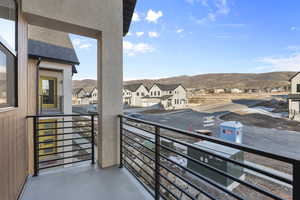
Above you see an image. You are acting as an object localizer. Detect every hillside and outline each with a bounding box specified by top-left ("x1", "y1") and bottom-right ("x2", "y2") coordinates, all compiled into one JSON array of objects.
[{"x1": 73, "y1": 72, "x2": 295, "y2": 90}]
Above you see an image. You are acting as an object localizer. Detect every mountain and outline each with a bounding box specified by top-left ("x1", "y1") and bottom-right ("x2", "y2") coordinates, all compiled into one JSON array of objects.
[{"x1": 73, "y1": 72, "x2": 296, "y2": 90}]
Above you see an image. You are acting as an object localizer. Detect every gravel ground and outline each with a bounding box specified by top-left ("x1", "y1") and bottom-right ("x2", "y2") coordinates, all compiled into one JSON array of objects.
[{"x1": 221, "y1": 111, "x2": 300, "y2": 132}]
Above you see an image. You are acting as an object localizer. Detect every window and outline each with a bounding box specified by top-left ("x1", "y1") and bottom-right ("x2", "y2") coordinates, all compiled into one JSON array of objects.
[
  {"x1": 154, "y1": 91, "x2": 157, "y2": 96},
  {"x1": 151, "y1": 91, "x2": 153, "y2": 96},
  {"x1": 158, "y1": 91, "x2": 160, "y2": 96},
  {"x1": 137, "y1": 92, "x2": 139, "y2": 96},
  {"x1": 39, "y1": 77, "x2": 57, "y2": 109},
  {"x1": 141, "y1": 92, "x2": 144, "y2": 96},
  {"x1": 297, "y1": 84, "x2": 300, "y2": 93},
  {"x1": 0, "y1": 0, "x2": 17, "y2": 108}
]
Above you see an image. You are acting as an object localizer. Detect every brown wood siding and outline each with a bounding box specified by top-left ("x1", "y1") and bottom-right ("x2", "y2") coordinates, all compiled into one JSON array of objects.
[
  {"x1": 0, "y1": 5, "x2": 28, "y2": 200},
  {"x1": 27, "y1": 59, "x2": 37, "y2": 174}
]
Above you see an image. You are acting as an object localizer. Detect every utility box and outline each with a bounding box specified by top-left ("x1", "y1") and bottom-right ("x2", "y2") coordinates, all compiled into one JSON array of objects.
[
  {"x1": 187, "y1": 141, "x2": 244, "y2": 189},
  {"x1": 219, "y1": 121, "x2": 243, "y2": 144}
]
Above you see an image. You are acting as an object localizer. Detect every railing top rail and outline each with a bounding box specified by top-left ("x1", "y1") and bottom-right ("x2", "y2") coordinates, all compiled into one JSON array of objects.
[
  {"x1": 27, "y1": 113, "x2": 99, "y2": 118},
  {"x1": 120, "y1": 114, "x2": 299, "y2": 164}
]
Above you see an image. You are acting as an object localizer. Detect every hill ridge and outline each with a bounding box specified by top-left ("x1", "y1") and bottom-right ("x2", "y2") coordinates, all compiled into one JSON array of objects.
[{"x1": 73, "y1": 71, "x2": 295, "y2": 90}]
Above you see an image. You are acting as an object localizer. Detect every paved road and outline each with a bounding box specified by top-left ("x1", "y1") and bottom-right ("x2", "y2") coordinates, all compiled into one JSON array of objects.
[{"x1": 138, "y1": 107, "x2": 300, "y2": 160}]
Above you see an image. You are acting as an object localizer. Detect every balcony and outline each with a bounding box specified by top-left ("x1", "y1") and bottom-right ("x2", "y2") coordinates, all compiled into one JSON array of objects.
[
  {"x1": 24, "y1": 114, "x2": 299, "y2": 200},
  {"x1": 20, "y1": 165, "x2": 150, "y2": 200}
]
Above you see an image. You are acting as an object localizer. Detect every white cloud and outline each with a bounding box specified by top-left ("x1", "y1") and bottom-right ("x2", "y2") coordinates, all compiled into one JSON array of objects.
[
  {"x1": 126, "y1": 32, "x2": 133, "y2": 36},
  {"x1": 123, "y1": 41, "x2": 154, "y2": 56},
  {"x1": 148, "y1": 31, "x2": 159, "y2": 38},
  {"x1": 186, "y1": 0, "x2": 208, "y2": 6},
  {"x1": 258, "y1": 53, "x2": 300, "y2": 71},
  {"x1": 136, "y1": 32, "x2": 144, "y2": 37},
  {"x1": 291, "y1": 26, "x2": 299, "y2": 31},
  {"x1": 191, "y1": 0, "x2": 230, "y2": 24},
  {"x1": 286, "y1": 45, "x2": 300, "y2": 51},
  {"x1": 79, "y1": 44, "x2": 92, "y2": 49},
  {"x1": 176, "y1": 29, "x2": 184, "y2": 33},
  {"x1": 146, "y1": 10, "x2": 163, "y2": 23},
  {"x1": 71, "y1": 38, "x2": 93, "y2": 50},
  {"x1": 132, "y1": 12, "x2": 140, "y2": 22}
]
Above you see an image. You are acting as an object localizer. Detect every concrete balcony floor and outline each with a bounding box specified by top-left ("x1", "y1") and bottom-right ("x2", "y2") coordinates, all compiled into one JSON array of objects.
[{"x1": 20, "y1": 164, "x2": 151, "y2": 200}]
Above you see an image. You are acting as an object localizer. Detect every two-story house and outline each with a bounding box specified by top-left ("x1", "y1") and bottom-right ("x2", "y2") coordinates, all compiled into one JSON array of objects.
[
  {"x1": 86, "y1": 87, "x2": 98, "y2": 104},
  {"x1": 27, "y1": 25, "x2": 80, "y2": 172},
  {"x1": 288, "y1": 72, "x2": 300, "y2": 120},
  {"x1": 72, "y1": 88, "x2": 88, "y2": 105},
  {"x1": 123, "y1": 83, "x2": 148, "y2": 107},
  {"x1": 146, "y1": 83, "x2": 187, "y2": 110}
]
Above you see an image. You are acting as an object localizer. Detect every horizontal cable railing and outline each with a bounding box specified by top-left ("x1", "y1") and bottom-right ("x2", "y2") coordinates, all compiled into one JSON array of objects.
[
  {"x1": 27, "y1": 113, "x2": 98, "y2": 176},
  {"x1": 119, "y1": 115, "x2": 300, "y2": 200}
]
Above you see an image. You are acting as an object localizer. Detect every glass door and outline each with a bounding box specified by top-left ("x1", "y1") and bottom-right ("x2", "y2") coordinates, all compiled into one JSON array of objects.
[{"x1": 39, "y1": 76, "x2": 57, "y2": 109}]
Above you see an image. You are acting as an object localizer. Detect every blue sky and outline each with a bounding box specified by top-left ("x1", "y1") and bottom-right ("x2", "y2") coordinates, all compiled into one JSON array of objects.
[{"x1": 70, "y1": 0, "x2": 300, "y2": 80}]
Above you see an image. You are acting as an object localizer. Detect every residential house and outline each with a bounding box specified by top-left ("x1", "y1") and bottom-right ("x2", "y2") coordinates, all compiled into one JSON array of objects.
[
  {"x1": 214, "y1": 88, "x2": 225, "y2": 93},
  {"x1": 123, "y1": 83, "x2": 148, "y2": 107},
  {"x1": 230, "y1": 88, "x2": 243, "y2": 94},
  {"x1": 87, "y1": 87, "x2": 98, "y2": 104},
  {"x1": 288, "y1": 72, "x2": 300, "y2": 120},
  {"x1": 145, "y1": 83, "x2": 187, "y2": 110},
  {"x1": 72, "y1": 88, "x2": 89, "y2": 105},
  {"x1": 27, "y1": 25, "x2": 79, "y2": 170},
  {"x1": 0, "y1": 1, "x2": 297, "y2": 200}
]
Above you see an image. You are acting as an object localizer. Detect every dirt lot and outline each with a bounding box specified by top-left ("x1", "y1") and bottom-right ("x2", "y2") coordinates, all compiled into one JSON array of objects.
[
  {"x1": 221, "y1": 112, "x2": 300, "y2": 132},
  {"x1": 188, "y1": 93, "x2": 280, "y2": 105}
]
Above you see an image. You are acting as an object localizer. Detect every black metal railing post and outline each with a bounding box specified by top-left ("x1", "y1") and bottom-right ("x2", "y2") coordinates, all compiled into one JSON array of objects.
[
  {"x1": 33, "y1": 116, "x2": 39, "y2": 176},
  {"x1": 294, "y1": 161, "x2": 300, "y2": 200},
  {"x1": 91, "y1": 115, "x2": 95, "y2": 165},
  {"x1": 155, "y1": 126, "x2": 160, "y2": 200},
  {"x1": 119, "y1": 116, "x2": 123, "y2": 168}
]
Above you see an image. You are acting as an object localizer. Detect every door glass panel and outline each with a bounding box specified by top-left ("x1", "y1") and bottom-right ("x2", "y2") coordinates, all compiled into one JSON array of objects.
[{"x1": 40, "y1": 77, "x2": 57, "y2": 108}]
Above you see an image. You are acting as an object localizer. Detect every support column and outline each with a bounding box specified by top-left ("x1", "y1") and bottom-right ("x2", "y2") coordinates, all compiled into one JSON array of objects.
[{"x1": 97, "y1": 30, "x2": 123, "y2": 168}]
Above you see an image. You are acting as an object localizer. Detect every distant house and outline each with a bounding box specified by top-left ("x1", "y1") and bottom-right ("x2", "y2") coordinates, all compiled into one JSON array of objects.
[
  {"x1": 123, "y1": 83, "x2": 148, "y2": 107},
  {"x1": 231, "y1": 88, "x2": 243, "y2": 94},
  {"x1": 288, "y1": 72, "x2": 300, "y2": 120},
  {"x1": 86, "y1": 87, "x2": 98, "y2": 104},
  {"x1": 72, "y1": 88, "x2": 89, "y2": 105},
  {"x1": 146, "y1": 83, "x2": 187, "y2": 110},
  {"x1": 214, "y1": 88, "x2": 225, "y2": 94}
]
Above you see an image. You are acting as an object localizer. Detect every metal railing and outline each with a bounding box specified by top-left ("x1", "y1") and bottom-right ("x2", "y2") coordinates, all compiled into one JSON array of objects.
[
  {"x1": 119, "y1": 115, "x2": 300, "y2": 200},
  {"x1": 27, "y1": 113, "x2": 97, "y2": 176}
]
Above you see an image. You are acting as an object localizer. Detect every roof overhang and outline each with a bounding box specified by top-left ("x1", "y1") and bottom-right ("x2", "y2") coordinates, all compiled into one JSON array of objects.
[{"x1": 123, "y1": 0, "x2": 137, "y2": 36}]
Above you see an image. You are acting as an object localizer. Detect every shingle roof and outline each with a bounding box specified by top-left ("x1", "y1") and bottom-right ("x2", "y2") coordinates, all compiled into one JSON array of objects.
[
  {"x1": 289, "y1": 72, "x2": 300, "y2": 81},
  {"x1": 72, "y1": 88, "x2": 85, "y2": 95},
  {"x1": 28, "y1": 39, "x2": 80, "y2": 65},
  {"x1": 124, "y1": 83, "x2": 143, "y2": 92},
  {"x1": 155, "y1": 84, "x2": 181, "y2": 91},
  {"x1": 123, "y1": 0, "x2": 137, "y2": 36}
]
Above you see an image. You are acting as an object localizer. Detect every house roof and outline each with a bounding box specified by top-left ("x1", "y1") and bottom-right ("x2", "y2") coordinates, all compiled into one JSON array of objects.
[
  {"x1": 72, "y1": 88, "x2": 85, "y2": 95},
  {"x1": 124, "y1": 83, "x2": 144, "y2": 92},
  {"x1": 154, "y1": 84, "x2": 182, "y2": 91},
  {"x1": 289, "y1": 72, "x2": 300, "y2": 81},
  {"x1": 86, "y1": 87, "x2": 97, "y2": 95},
  {"x1": 123, "y1": 0, "x2": 137, "y2": 36},
  {"x1": 28, "y1": 39, "x2": 80, "y2": 65}
]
